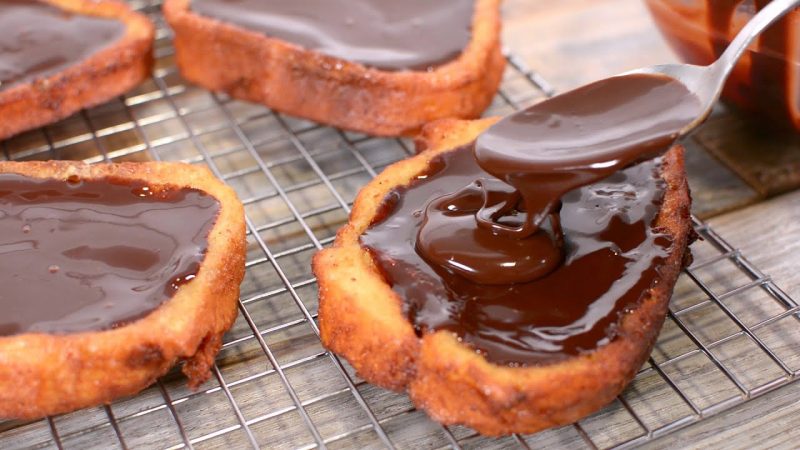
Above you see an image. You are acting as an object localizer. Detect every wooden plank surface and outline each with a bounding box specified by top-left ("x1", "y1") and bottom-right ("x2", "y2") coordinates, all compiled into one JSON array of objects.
[
  {"x1": 643, "y1": 190, "x2": 800, "y2": 448},
  {"x1": 503, "y1": 0, "x2": 677, "y2": 90},
  {"x1": 694, "y1": 112, "x2": 800, "y2": 197}
]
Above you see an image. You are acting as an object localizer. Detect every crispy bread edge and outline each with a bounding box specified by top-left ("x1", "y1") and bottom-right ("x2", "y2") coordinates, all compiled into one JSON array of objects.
[
  {"x1": 313, "y1": 118, "x2": 693, "y2": 435},
  {"x1": 163, "y1": 0, "x2": 505, "y2": 136},
  {"x1": 0, "y1": 0, "x2": 155, "y2": 141},
  {"x1": 0, "y1": 161, "x2": 246, "y2": 419}
]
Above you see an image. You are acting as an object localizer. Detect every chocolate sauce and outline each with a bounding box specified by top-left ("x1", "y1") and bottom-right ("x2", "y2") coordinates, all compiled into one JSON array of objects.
[
  {"x1": 362, "y1": 72, "x2": 700, "y2": 364},
  {"x1": 362, "y1": 146, "x2": 672, "y2": 365},
  {"x1": 0, "y1": 174, "x2": 220, "y2": 336},
  {"x1": 0, "y1": 0, "x2": 125, "y2": 92},
  {"x1": 415, "y1": 74, "x2": 700, "y2": 285},
  {"x1": 191, "y1": 0, "x2": 474, "y2": 71}
]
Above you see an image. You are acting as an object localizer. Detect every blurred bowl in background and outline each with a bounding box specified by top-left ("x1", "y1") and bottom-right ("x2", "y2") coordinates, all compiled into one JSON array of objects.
[{"x1": 644, "y1": 0, "x2": 800, "y2": 132}]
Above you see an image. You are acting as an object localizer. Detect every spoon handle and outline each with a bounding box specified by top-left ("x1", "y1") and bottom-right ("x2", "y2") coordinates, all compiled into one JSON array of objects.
[{"x1": 712, "y1": 0, "x2": 800, "y2": 81}]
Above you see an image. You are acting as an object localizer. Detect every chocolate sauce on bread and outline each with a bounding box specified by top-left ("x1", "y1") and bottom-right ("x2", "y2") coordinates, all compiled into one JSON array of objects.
[
  {"x1": 0, "y1": 0, "x2": 125, "y2": 92},
  {"x1": 191, "y1": 0, "x2": 474, "y2": 71},
  {"x1": 0, "y1": 174, "x2": 220, "y2": 336},
  {"x1": 362, "y1": 73, "x2": 700, "y2": 365}
]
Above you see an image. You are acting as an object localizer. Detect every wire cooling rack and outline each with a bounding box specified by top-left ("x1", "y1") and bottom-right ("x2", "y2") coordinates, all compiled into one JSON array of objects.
[{"x1": 2, "y1": 1, "x2": 800, "y2": 448}]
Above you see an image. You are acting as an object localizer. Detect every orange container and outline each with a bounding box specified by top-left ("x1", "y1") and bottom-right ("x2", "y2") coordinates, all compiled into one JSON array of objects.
[{"x1": 645, "y1": 0, "x2": 800, "y2": 131}]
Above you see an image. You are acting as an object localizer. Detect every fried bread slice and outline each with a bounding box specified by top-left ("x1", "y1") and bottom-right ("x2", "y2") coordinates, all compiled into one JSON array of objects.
[
  {"x1": 313, "y1": 118, "x2": 693, "y2": 435},
  {"x1": 0, "y1": 161, "x2": 245, "y2": 419},
  {"x1": 0, "y1": 0, "x2": 154, "y2": 141},
  {"x1": 163, "y1": 0, "x2": 504, "y2": 137}
]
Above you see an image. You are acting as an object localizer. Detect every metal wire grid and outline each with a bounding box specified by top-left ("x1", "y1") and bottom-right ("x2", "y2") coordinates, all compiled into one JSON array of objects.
[{"x1": 0, "y1": 0, "x2": 799, "y2": 448}]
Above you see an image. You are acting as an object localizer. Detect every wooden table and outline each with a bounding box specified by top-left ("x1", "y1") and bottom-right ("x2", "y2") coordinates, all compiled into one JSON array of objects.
[{"x1": 502, "y1": 0, "x2": 800, "y2": 447}]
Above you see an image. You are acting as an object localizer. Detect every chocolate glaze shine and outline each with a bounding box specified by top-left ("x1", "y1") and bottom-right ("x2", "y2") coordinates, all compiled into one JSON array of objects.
[
  {"x1": 473, "y1": 73, "x2": 699, "y2": 238},
  {"x1": 191, "y1": 0, "x2": 474, "y2": 71},
  {"x1": 415, "y1": 180, "x2": 564, "y2": 285},
  {"x1": 361, "y1": 72, "x2": 701, "y2": 364},
  {"x1": 0, "y1": 0, "x2": 125, "y2": 92},
  {"x1": 361, "y1": 145, "x2": 671, "y2": 365},
  {"x1": 0, "y1": 174, "x2": 220, "y2": 336},
  {"x1": 415, "y1": 74, "x2": 700, "y2": 285}
]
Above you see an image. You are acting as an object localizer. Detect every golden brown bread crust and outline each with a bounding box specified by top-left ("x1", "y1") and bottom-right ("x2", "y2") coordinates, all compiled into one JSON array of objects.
[
  {"x1": 0, "y1": 161, "x2": 246, "y2": 420},
  {"x1": 313, "y1": 118, "x2": 693, "y2": 435},
  {"x1": 162, "y1": 0, "x2": 505, "y2": 137},
  {"x1": 0, "y1": 0, "x2": 154, "y2": 141}
]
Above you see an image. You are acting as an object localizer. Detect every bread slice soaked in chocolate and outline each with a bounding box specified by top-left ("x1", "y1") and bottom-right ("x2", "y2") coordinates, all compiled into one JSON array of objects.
[
  {"x1": 163, "y1": 0, "x2": 504, "y2": 137},
  {"x1": 0, "y1": 0, "x2": 154, "y2": 141},
  {"x1": 0, "y1": 161, "x2": 245, "y2": 420},
  {"x1": 313, "y1": 118, "x2": 693, "y2": 435}
]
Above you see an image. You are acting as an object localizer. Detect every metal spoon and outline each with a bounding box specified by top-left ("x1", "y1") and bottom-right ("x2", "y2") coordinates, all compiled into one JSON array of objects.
[
  {"x1": 469, "y1": 0, "x2": 800, "y2": 244},
  {"x1": 627, "y1": 0, "x2": 800, "y2": 135}
]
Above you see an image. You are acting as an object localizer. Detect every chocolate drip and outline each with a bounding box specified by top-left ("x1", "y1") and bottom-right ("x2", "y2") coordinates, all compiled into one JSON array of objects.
[
  {"x1": 0, "y1": 174, "x2": 220, "y2": 336},
  {"x1": 415, "y1": 180, "x2": 564, "y2": 285},
  {"x1": 0, "y1": 0, "x2": 125, "y2": 91},
  {"x1": 415, "y1": 74, "x2": 700, "y2": 285},
  {"x1": 191, "y1": 0, "x2": 474, "y2": 71}
]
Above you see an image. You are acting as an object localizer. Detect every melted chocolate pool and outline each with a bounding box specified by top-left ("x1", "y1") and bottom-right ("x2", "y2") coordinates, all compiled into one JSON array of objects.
[
  {"x1": 191, "y1": 0, "x2": 474, "y2": 71},
  {"x1": 0, "y1": 174, "x2": 220, "y2": 336},
  {"x1": 361, "y1": 145, "x2": 671, "y2": 365},
  {"x1": 0, "y1": 0, "x2": 125, "y2": 92}
]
